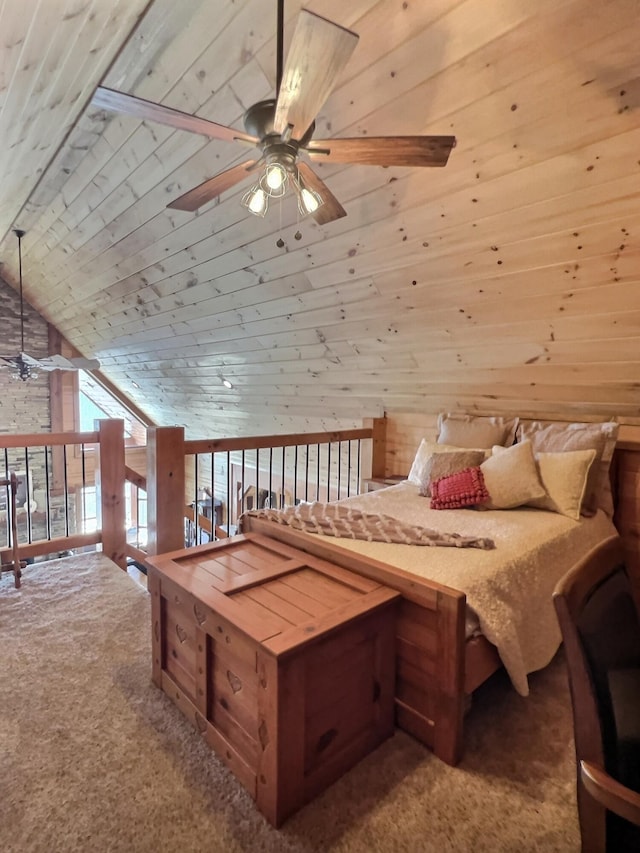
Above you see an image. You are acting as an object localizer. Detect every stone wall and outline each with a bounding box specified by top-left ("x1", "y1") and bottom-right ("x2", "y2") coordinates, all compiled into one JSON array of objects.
[{"x1": 0, "y1": 274, "x2": 51, "y2": 433}]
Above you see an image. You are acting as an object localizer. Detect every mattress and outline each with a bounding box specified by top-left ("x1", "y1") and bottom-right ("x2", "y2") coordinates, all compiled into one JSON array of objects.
[{"x1": 285, "y1": 482, "x2": 618, "y2": 695}]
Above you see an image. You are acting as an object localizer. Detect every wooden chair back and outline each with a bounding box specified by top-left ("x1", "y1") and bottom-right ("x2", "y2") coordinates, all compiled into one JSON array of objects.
[{"x1": 553, "y1": 535, "x2": 640, "y2": 852}]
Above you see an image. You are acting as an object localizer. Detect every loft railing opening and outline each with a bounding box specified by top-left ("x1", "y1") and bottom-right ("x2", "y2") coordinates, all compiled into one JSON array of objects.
[
  {"x1": 184, "y1": 431, "x2": 368, "y2": 547},
  {"x1": 1, "y1": 419, "x2": 384, "y2": 574}
]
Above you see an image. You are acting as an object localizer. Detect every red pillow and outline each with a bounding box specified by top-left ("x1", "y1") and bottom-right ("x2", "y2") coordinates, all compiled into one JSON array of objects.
[{"x1": 430, "y1": 466, "x2": 490, "y2": 510}]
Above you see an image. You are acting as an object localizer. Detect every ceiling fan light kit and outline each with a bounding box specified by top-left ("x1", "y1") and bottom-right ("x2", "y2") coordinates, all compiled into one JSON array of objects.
[
  {"x1": 90, "y1": 1, "x2": 455, "y2": 231},
  {"x1": 241, "y1": 161, "x2": 323, "y2": 219}
]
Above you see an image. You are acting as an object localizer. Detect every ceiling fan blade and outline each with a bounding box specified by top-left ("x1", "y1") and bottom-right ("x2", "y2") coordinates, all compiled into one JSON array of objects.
[
  {"x1": 274, "y1": 10, "x2": 358, "y2": 141},
  {"x1": 20, "y1": 353, "x2": 41, "y2": 367},
  {"x1": 167, "y1": 159, "x2": 259, "y2": 212},
  {"x1": 21, "y1": 353, "x2": 101, "y2": 371},
  {"x1": 53, "y1": 356, "x2": 101, "y2": 371},
  {"x1": 92, "y1": 87, "x2": 259, "y2": 145},
  {"x1": 306, "y1": 135, "x2": 456, "y2": 167},
  {"x1": 297, "y1": 161, "x2": 346, "y2": 225}
]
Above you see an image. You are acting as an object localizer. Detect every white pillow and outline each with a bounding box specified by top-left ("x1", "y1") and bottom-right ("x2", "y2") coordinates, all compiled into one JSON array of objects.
[
  {"x1": 527, "y1": 449, "x2": 597, "y2": 520},
  {"x1": 480, "y1": 441, "x2": 546, "y2": 509},
  {"x1": 517, "y1": 420, "x2": 618, "y2": 516}
]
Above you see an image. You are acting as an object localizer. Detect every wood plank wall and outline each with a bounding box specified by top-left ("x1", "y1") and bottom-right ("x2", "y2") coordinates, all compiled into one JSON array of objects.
[
  {"x1": 384, "y1": 412, "x2": 640, "y2": 479},
  {"x1": 1, "y1": 0, "x2": 639, "y2": 440}
]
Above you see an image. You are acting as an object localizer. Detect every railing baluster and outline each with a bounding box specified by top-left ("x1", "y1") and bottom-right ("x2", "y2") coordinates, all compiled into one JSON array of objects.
[
  {"x1": 81, "y1": 443, "x2": 87, "y2": 536},
  {"x1": 269, "y1": 447, "x2": 273, "y2": 508},
  {"x1": 2, "y1": 463, "x2": 9, "y2": 548},
  {"x1": 24, "y1": 447, "x2": 32, "y2": 543},
  {"x1": 337, "y1": 441, "x2": 342, "y2": 501},
  {"x1": 62, "y1": 444, "x2": 70, "y2": 538},
  {"x1": 256, "y1": 448, "x2": 260, "y2": 509},
  {"x1": 304, "y1": 444, "x2": 309, "y2": 503},
  {"x1": 357, "y1": 440, "x2": 361, "y2": 492},
  {"x1": 194, "y1": 454, "x2": 200, "y2": 545},
  {"x1": 347, "y1": 440, "x2": 352, "y2": 497},
  {"x1": 211, "y1": 450, "x2": 217, "y2": 541},
  {"x1": 43, "y1": 446, "x2": 51, "y2": 540},
  {"x1": 316, "y1": 443, "x2": 321, "y2": 502},
  {"x1": 281, "y1": 446, "x2": 286, "y2": 508},
  {"x1": 241, "y1": 449, "x2": 245, "y2": 523},
  {"x1": 293, "y1": 445, "x2": 298, "y2": 507},
  {"x1": 226, "y1": 451, "x2": 231, "y2": 537},
  {"x1": 327, "y1": 442, "x2": 332, "y2": 503}
]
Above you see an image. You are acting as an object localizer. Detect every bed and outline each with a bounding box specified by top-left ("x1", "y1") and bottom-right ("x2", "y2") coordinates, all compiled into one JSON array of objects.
[{"x1": 241, "y1": 414, "x2": 621, "y2": 765}]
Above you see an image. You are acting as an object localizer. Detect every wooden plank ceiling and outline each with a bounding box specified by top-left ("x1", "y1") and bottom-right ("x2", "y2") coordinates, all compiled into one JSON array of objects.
[{"x1": 1, "y1": 0, "x2": 640, "y2": 438}]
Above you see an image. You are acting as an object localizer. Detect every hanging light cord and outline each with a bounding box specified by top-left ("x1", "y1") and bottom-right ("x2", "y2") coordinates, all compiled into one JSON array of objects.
[
  {"x1": 14, "y1": 229, "x2": 25, "y2": 354},
  {"x1": 276, "y1": 0, "x2": 284, "y2": 98}
]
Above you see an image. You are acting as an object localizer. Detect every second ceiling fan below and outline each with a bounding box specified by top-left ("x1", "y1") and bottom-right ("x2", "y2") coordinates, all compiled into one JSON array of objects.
[{"x1": 91, "y1": 3, "x2": 456, "y2": 225}]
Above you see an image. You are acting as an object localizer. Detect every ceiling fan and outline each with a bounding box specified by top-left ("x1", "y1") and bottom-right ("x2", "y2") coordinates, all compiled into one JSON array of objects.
[
  {"x1": 91, "y1": 1, "x2": 456, "y2": 224},
  {"x1": 1, "y1": 230, "x2": 101, "y2": 382}
]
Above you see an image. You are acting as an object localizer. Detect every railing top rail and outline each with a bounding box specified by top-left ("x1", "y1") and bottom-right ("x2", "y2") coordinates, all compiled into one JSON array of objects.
[
  {"x1": 125, "y1": 465, "x2": 147, "y2": 490},
  {"x1": 0, "y1": 430, "x2": 100, "y2": 449},
  {"x1": 185, "y1": 428, "x2": 372, "y2": 456}
]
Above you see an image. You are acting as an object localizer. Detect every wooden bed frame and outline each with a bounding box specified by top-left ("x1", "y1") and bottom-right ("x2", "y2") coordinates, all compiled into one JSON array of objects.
[
  {"x1": 241, "y1": 514, "x2": 502, "y2": 766},
  {"x1": 243, "y1": 437, "x2": 640, "y2": 767}
]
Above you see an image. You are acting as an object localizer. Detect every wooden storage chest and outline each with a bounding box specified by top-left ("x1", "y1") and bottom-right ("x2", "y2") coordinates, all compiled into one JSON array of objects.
[{"x1": 145, "y1": 533, "x2": 399, "y2": 826}]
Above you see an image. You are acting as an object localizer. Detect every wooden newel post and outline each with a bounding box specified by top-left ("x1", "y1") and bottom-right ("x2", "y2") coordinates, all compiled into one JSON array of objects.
[
  {"x1": 96, "y1": 419, "x2": 127, "y2": 570},
  {"x1": 362, "y1": 416, "x2": 387, "y2": 482},
  {"x1": 146, "y1": 426, "x2": 186, "y2": 556}
]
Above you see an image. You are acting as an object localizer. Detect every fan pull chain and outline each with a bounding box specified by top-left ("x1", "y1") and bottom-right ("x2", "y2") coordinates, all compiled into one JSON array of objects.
[
  {"x1": 276, "y1": 191, "x2": 285, "y2": 248},
  {"x1": 294, "y1": 180, "x2": 302, "y2": 241}
]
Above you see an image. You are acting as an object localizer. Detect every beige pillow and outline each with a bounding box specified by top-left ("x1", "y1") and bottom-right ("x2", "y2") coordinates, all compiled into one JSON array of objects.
[
  {"x1": 437, "y1": 413, "x2": 519, "y2": 449},
  {"x1": 527, "y1": 449, "x2": 596, "y2": 520},
  {"x1": 408, "y1": 439, "x2": 475, "y2": 485},
  {"x1": 517, "y1": 421, "x2": 618, "y2": 516},
  {"x1": 480, "y1": 441, "x2": 546, "y2": 509},
  {"x1": 418, "y1": 449, "x2": 486, "y2": 496}
]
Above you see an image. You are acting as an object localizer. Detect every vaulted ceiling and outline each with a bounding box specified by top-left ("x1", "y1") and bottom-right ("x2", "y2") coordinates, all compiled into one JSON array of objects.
[{"x1": 1, "y1": 0, "x2": 639, "y2": 438}]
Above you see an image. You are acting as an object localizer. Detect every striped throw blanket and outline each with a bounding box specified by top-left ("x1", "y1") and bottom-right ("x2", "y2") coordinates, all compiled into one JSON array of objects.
[{"x1": 241, "y1": 502, "x2": 495, "y2": 550}]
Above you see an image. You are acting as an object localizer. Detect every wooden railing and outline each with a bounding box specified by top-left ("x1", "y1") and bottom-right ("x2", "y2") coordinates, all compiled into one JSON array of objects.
[
  {"x1": 0, "y1": 419, "x2": 126, "y2": 569},
  {"x1": 184, "y1": 427, "x2": 375, "y2": 546},
  {"x1": 1, "y1": 418, "x2": 386, "y2": 572},
  {"x1": 144, "y1": 421, "x2": 384, "y2": 556}
]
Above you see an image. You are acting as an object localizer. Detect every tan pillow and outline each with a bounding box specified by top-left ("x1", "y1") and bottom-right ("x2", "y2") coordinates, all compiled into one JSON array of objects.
[
  {"x1": 517, "y1": 421, "x2": 618, "y2": 516},
  {"x1": 527, "y1": 449, "x2": 596, "y2": 520},
  {"x1": 418, "y1": 449, "x2": 486, "y2": 496},
  {"x1": 437, "y1": 413, "x2": 519, "y2": 449},
  {"x1": 480, "y1": 441, "x2": 546, "y2": 509},
  {"x1": 408, "y1": 440, "x2": 460, "y2": 485}
]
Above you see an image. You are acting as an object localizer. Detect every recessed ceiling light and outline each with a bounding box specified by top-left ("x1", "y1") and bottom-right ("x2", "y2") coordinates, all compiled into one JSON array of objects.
[{"x1": 222, "y1": 378, "x2": 233, "y2": 389}]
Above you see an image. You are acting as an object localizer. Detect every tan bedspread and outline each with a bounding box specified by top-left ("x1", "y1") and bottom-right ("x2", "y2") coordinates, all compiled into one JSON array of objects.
[
  {"x1": 252, "y1": 483, "x2": 617, "y2": 696},
  {"x1": 242, "y1": 502, "x2": 495, "y2": 549}
]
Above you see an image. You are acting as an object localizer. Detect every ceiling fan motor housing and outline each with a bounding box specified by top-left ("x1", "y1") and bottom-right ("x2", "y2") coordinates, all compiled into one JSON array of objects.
[
  {"x1": 244, "y1": 99, "x2": 315, "y2": 153},
  {"x1": 243, "y1": 99, "x2": 278, "y2": 139}
]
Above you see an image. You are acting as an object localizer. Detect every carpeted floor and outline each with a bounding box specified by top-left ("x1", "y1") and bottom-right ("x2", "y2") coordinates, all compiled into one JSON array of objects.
[{"x1": 0, "y1": 554, "x2": 579, "y2": 852}]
